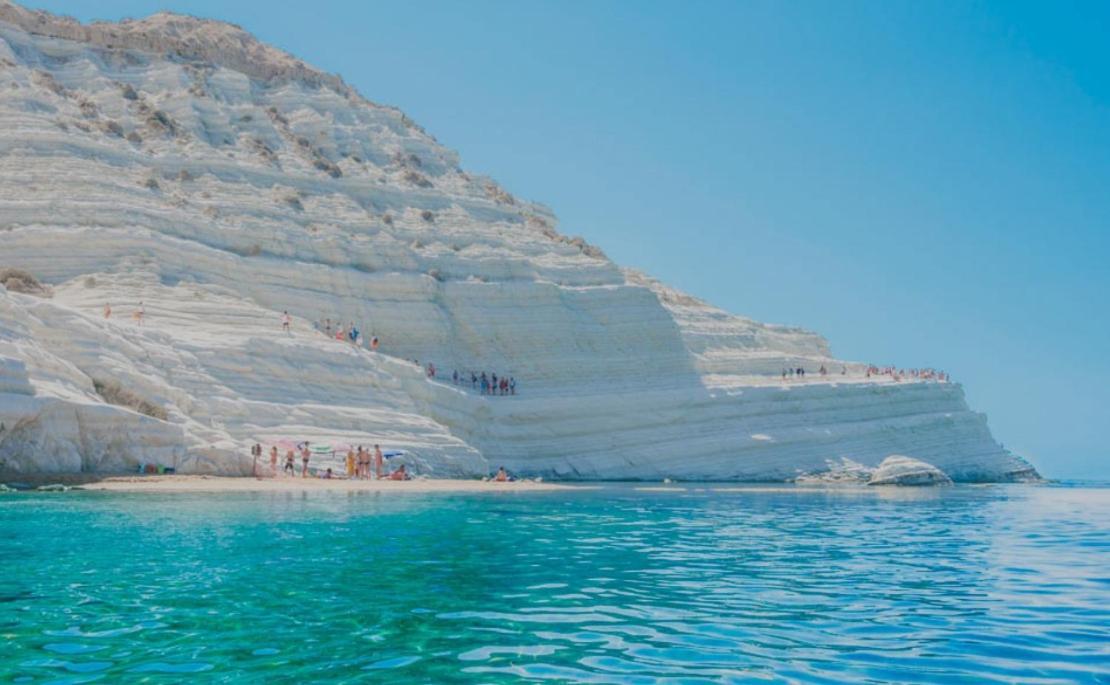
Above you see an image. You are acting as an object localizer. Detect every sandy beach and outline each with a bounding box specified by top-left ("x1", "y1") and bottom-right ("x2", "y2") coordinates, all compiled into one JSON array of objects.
[{"x1": 22, "y1": 474, "x2": 584, "y2": 493}]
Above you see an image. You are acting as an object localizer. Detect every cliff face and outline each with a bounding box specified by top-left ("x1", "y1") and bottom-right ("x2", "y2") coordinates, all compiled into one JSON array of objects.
[{"x1": 0, "y1": 2, "x2": 1037, "y2": 481}]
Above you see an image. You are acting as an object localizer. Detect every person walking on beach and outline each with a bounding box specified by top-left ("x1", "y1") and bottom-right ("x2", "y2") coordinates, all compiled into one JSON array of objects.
[
  {"x1": 270, "y1": 445, "x2": 279, "y2": 473},
  {"x1": 301, "y1": 443, "x2": 311, "y2": 477},
  {"x1": 281, "y1": 310, "x2": 291, "y2": 333},
  {"x1": 284, "y1": 449, "x2": 295, "y2": 476},
  {"x1": 374, "y1": 444, "x2": 384, "y2": 480}
]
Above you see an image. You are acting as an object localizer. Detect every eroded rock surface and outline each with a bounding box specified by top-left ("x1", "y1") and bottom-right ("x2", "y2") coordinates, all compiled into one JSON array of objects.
[{"x1": 0, "y1": 2, "x2": 1039, "y2": 481}]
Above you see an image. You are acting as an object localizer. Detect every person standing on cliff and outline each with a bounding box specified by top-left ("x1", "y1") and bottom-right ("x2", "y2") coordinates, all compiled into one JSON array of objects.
[
  {"x1": 103, "y1": 302, "x2": 111, "y2": 319},
  {"x1": 133, "y1": 301, "x2": 144, "y2": 326},
  {"x1": 281, "y1": 310, "x2": 291, "y2": 333}
]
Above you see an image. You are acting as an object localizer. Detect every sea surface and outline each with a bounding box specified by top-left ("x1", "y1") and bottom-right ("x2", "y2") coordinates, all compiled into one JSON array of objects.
[{"x1": 1, "y1": 483, "x2": 1108, "y2": 683}]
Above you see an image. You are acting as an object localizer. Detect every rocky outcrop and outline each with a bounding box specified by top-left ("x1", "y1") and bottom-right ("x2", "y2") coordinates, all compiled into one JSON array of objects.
[
  {"x1": 868, "y1": 455, "x2": 954, "y2": 487},
  {"x1": 0, "y1": 3, "x2": 1038, "y2": 481}
]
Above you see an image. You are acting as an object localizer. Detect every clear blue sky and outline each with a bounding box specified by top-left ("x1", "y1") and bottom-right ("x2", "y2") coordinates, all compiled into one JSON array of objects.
[{"x1": 25, "y1": 1, "x2": 1110, "y2": 479}]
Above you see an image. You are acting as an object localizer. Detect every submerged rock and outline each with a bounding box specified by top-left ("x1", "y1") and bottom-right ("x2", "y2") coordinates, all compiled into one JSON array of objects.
[
  {"x1": 35, "y1": 483, "x2": 70, "y2": 492},
  {"x1": 868, "y1": 455, "x2": 953, "y2": 487}
]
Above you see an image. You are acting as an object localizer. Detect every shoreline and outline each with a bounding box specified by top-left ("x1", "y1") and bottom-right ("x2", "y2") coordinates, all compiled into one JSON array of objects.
[
  {"x1": 1, "y1": 473, "x2": 584, "y2": 493},
  {"x1": 0, "y1": 474, "x2": 1073, "y2": 495}
]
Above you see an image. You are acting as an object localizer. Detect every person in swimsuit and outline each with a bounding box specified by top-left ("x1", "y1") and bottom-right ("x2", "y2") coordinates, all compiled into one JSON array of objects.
[
  {"x1": 387, "y1": 464, "x2": 407, "y2": 481},
  {"x1": 346, "y1": 449, "x2": 356, "y2": 478},
  {"x1": 357, "y1": 446, "x2": 368, "y2": 479},
  {"x1": 301, "y1": 443, "x2": 311, "y2": 477},
  {"x1": 103, "y1": 302, "x2": 111, "y2": 319},
  {"x1": 284, "y1": 449, "x2": 295, "y2": 475},
  {"x1": 270, "y1": 446, "x2": 279, "y2": 473},
  {"x1": 133, "y1": 301, "x2": 144, "y2": 326},
  {"x1": 374, "y1": 445, "x2": 384, "y2": 479},
  {"x1": 494, "y1": 466, "x2": 508, "y2": 482},
  {"x1": 281, "y1": 310, "x2": 291, "y2": 332}
]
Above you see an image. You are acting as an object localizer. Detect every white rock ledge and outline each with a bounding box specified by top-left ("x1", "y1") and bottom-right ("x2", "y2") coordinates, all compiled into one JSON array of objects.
[{"x1": 0, "y1": 3, "x2": 1040, "y2": 482}]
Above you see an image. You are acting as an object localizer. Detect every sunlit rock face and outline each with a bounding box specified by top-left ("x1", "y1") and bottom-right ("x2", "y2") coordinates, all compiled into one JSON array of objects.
[
  {"x1": 0, "y1": 2, "x2": 1038, "y2": 481},
  {"x1": 868, "y1": 455, "x2": 954, "y2": 487}
]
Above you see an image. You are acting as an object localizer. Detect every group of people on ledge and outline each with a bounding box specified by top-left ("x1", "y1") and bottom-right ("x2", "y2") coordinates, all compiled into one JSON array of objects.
[
  {"x1": 457, "y1": 370, "x2": 517, "y2": 395},
  {"x1": 416, "y1": 364, "x2": 519, "y2": 396},
  {"x1": 311, "y1": 316, "x2": 381, "y2": 351},
  {"x1": 249, "y1": 442, "x2": 410, "y2": 480},
  {"x1": 781, "y1": 365, "x2": 848, "y2": 379},
  {"x1": 298, "y1": 312, "x2": 524, "y2": 396},
  {"x1": 866, "y1": 366, "x2": 949, "y2": 382},
  {"x1": 780, "y1": 364, "x2": 950, "y2": 382}
]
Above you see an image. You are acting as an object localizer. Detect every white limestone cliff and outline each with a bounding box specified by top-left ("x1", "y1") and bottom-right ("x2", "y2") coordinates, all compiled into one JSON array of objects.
[{"x1": 0, "y1": 2, "x2": 1038, "y2": 481}]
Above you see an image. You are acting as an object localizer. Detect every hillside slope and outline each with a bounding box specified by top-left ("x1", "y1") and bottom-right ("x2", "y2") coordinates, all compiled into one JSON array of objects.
[{"x1": 0, "y1": 2, "x2": 1037, "y2": 481}]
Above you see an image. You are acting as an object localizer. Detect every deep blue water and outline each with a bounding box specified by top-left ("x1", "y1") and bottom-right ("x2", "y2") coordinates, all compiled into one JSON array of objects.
[{"x1": 1, "y1": 483, "x2": 1109, "y2": 683}]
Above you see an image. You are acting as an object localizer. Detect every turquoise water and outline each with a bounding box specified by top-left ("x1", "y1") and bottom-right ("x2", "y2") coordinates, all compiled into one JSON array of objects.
[{"x1": 2, "y1": 484, "x2": 1109, "y2": 683}]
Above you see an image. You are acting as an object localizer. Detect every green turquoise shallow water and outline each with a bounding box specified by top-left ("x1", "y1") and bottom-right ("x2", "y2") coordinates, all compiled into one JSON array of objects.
[{"x1": 2, "y1": 484, "x2": 1109, "y2": 683}]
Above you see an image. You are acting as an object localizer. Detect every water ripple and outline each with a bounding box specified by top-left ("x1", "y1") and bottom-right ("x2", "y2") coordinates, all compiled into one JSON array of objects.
[{"x1": 1, "y1": 484, "x2": 1108, "y2": 682}]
